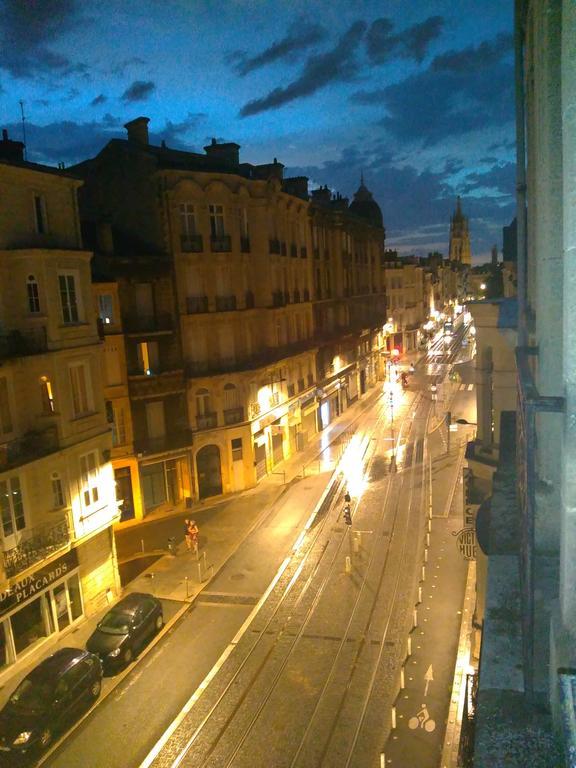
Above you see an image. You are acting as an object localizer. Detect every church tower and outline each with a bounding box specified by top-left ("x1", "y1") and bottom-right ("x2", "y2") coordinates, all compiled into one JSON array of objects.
[{"x1": 448, "y1": 197, "x2": 471, "y2": 265}]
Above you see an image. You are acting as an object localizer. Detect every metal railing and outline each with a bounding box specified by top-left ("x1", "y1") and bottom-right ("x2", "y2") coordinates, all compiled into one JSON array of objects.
[
  {"x1": 3, "y1": 517, "x2": 70, "y2": 578},
  {"x1": 223, "y1": 407, "x2": 244, "y2": 425},
  {"x1": 180, "y1": 234, "x2": 203, "y2": 252},
  {"x1": 186, "y1": 295, "x2": 209, "y2": 314},
  {"x1": 0, "y1": 327, "x2": 48, "y2": 360},
  {"x1": 210, "y1": 235, "x2": 231, "y2": 252},
  {"x1": 196, "y1": 412, "x2": 217, "y2": 429},
  {"x1": 0, "y1": 427, "x2": 59, "y2": 470}
]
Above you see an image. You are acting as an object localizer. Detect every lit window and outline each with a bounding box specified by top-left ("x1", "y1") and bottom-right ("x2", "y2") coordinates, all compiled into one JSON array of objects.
[
  {"x1": 27, "y1": 275, "x2": 40, "y2": 313},
  {"x1": 80, "y1": 452, "x2": 99, "y2": 508},
  {"x1": 0, "y1": 476, "x2": 25, "y2": 536},
  {"x1": 223, "y1": 383, "x2": 239, "y2": 410},
  {"x1": 59, "y1": 274, "x2": 79, "y2": 324},
  {"x1": 51, "y1": 472, "x2": 65, "y2": 508},
  {"x1": 98, "y1": 294, "x2": 114, "y2": 325},
  {"x1": 196, "y1": 388, "x2": 211, "y2": 416},
  {"x1": 137, "y1": 341, "x2": 159, "y2": 375},
  {"x1": 40, "y1": 376, "x2": 55, "y2": 413}
]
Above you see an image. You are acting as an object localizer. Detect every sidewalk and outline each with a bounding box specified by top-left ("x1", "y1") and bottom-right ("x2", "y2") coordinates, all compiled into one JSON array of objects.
[{"x1": 0, "y1": 380, "x2": 384, "y2": 709}]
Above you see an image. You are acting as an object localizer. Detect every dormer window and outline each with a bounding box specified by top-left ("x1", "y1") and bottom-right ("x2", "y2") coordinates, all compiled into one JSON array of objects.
[{"x1": 27, "y1": 275, "x2": 40, "y2": 313}]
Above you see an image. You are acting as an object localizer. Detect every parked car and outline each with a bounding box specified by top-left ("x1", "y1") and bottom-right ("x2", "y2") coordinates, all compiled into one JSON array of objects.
[
  {"x1": 86, "y1": 592, "x2": 163, "y2": 669},
  {"x1": 0, "y1": 648, "x2": 102, "y2": 757}
]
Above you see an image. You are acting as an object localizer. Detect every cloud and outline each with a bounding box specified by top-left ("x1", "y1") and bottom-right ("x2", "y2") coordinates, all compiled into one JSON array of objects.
[
  {"x1": 156, "y1": 113, "x2": 208, "y2": 145},
  {"x1": 366, "y1": 15, "x2": 444, "y2": 64},
  {"x1": 0, "y1": 0, "x2": 88, "y2": 79},
  {"x1": 110, "y1": 57, "x2": 146, "y2": 77},
  {"x1": 231, "y1": 20, "x2": 326, "y2": 75},
  {"x1": 121, "y1": 80, "x2": 156, "y2": 102},
  {"x1": 90, "y1": 94, "x2": 107, "y2": 107},
  {"x1": 431, "y1": 32, "x2": 512, "y2": 72},
  {"x1": 352, "y1": 32, "x2": 514, "y2": 146},
  {"x1": 240, "y1": 20, "x2": 366, "y2": 116},
  {"x1": 461, "y1": 161, "x2": 516, "y2": 196}
]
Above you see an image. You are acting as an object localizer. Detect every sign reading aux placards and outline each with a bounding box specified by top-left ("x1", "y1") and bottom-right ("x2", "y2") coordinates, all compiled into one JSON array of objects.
[{"x1": 0, "y1": 549, "x2": 79, "y2": 617}]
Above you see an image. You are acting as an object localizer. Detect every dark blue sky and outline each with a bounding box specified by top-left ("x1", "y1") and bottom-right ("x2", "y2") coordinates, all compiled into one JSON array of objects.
[{"x1": 0, "y1": 0, "x2": 516, "y2": 261}]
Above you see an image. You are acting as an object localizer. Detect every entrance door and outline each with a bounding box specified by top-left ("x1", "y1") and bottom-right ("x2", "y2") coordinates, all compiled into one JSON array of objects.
[
  {"x1": 271, "y1": 430, "x2": 284, "y2": 465},
  {"x1": 115, "y1": 467, "x2": 135, "y2": 522},
  {"x1": 196, "y1": 445, "x2": 222, "y2": 499},
  {"x1": 52, "y1": 583, "x2": 71, "y2": 631},
  {"x1": 254, "y1": 442, "x2": 267, "y2": 480}
]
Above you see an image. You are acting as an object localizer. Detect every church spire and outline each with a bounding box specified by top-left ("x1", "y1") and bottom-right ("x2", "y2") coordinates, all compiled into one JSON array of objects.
[{"x1": 448, "y1": 197, "x2": 471, "y2": 265}]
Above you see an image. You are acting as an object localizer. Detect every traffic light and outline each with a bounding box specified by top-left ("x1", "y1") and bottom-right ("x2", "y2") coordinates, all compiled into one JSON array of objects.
[{"x1": 343, "y1": 504, "x2": 352, "y2": 526}]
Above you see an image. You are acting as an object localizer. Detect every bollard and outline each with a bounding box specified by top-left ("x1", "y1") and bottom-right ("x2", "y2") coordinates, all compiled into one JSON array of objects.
[
  {"x1": 426, "y1": 532, "x2": 430, "y2": 547},
  {"x1": 353, "y1": 535, "x2": 360, "y2": 553},
  {"x1": 413, "y1": 608, "x2": 418, "y2": 628},
  {"x1": 418, "y1": 586, "x2": 422, "y2": 604},
  {"x1": 380, "y1": 755, "x2": 385, "y2": 768},
  {"x1": 197, "y1": 561, "x2": 203, "y2": 583},
  {"x1": 185, "y1": 576, "x2": 189, "y2": 599},
  {"x1": 345, "y1": 556, "x2": 352, "y2": 574},
  {"x1": 391, "y1": 706, "x2": 397, "y2": 729},
  {"x1": 428, "y1": 518, "x2": 432, "y2": 532},
  {"x1": 424, "y1": 549, "x2": 428, "y2": 563},
  {"x1": 141, "y1": 539, "x2": 145, "y2": 553},
  {"x1": 421, "y1": 565, "x2": 426, "y2": 582},
  {"x1": 400, "y1": 667, "x2": 405, "y2": 689},
  {"x1": 407, "y1": 636, "x2": 412, "y2": 656}
]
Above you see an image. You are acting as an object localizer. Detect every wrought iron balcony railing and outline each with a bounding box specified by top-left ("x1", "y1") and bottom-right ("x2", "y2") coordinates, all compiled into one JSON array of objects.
[
  {"x1": 0, "y1": 327, "x2": 48, "y2": 361},
  {"x1": 223, "y1": 406, "x2": 244, "y2": 425},
  {"x1": 180, "y1": 233, "x2": 203, "y2": 252},
  {"x1": 210, "y1": 235, "x2": 232, "y2": 252},
  {"x1": 3, "y1": 517, "x2": 70, "y2": 578},
  {"x1": 215, "y1": 295, "x2": 237, "y2": 312},
  {"x1": 186, "y1": 295, "x2": 209, "y2": 314},
  {"x1": 196, "y1": 412, "x2": 218, "y2": 430}
]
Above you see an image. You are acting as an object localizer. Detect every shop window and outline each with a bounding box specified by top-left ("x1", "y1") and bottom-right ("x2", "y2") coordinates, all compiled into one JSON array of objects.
[
  {"x1": 27, "y1": 275, "x2": 40, "y2": 313},
  {"x1": 0, "y1": 476, "x2": 25, "y2": 537},
  {"x1": 67, "y1": 573, "x2": 83, "y2": 621},
  {"x1": 11, "y1": 594, "x2": 51, "y2": 655},
  {"x1": 141, "y1": 462, "x2": 167, "y2": 510},
  {"x1": 80, "y1": 451, "x2": 99, "y2": 509},
  {"x1": 51, "y1": 472, "x2": 65, "y2": 509},
  {"x1": 231, "y1": 438, "x2": 243, "y2": 461},
  {"x1": 0, "y1": 377, "x2": 12, "y2": 434},
  {"x1": 40, "y1": 376, "x2": 55, "y2": 413}
]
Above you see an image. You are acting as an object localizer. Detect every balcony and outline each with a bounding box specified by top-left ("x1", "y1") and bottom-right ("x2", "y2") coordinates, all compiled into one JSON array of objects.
[
  {"x1": 210, "y1": 235, "x2": 232, "y2": 252},
  {"x1": 186, "y1": 295, "x2": 209, "y2": 314},
  {"x1": 124, "y1": 313, "x2": 174, "y2": 335},
  {"x1": 240, "y1": 237, "x2": 251, "y2": 253},
  {"x1": 223, "y1": 406, "x2": 244, "y2": 425},
  {"x1": 0, "y1": 427, "x2": 59, "y2": 471},
  {"x1": 215, "y1": 295, "x2": 237, "y2": 312},
  {"x1": 128, "y1": 369, "x2": 185, "y2": 398},
  {"x1": 180, "y1": 234, "x2": 203, "y2": 253},
  {"x1": 3, "y1": 517, "x2": 70, "y2": 579},
  {"x1": 196, "y1": 412, "x2": 217, "y2": 430},
  {"x1": 0, "y1": 327, "x2": 48, "y2": 361},
  {"x1": 269, "y1": 238, "x2": 281, "y2": 254},
  {"x1": 134, "y1": 429, "x2": 193, "y2": 457}
]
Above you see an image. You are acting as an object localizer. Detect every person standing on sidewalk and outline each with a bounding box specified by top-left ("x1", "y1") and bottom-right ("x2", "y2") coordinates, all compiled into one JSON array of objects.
[
  {"x1": 187, "y1": 520, "x2": 199, "y2": 556},
  {"x1": 184, "y1": 518, "x2": 193, "y2": 551}
]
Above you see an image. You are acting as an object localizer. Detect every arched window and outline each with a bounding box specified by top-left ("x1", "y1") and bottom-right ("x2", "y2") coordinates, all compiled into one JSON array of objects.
[
  {"x1": 27, "y1": 275, "x2": 40, "y2": 313},
  {"x1": 223, "y1": 383, "x2": 239, "y2": 411},
  {"x1": 195, "y1": 388, "x2": 211, "y2": 416},
  {"x1": 40, "y1": 376, "x2": 55, "y2": 413}
]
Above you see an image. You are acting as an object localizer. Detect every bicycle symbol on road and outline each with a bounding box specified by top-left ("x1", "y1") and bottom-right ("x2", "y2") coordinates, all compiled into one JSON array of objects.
[{"x1": 408, "y1": 705, "x2": 436, "y2": 732}]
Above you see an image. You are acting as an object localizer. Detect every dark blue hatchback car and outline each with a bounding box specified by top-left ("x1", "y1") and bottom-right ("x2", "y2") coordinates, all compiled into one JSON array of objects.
[{"x1": 0, "y1": 647, "x2": 102, "y2": 758}]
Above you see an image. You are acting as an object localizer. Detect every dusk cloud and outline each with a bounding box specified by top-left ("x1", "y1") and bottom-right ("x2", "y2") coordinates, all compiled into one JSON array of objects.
[
  {"x1": 90, "y1": 94, "x2": 107, "y2": 107},
  {"x1": 240, "y1": 20, "x2": 366, "y2": 116},
  {"x1": 431, "y1": 32, "x2": 513, "y2": 72},
  {"x1": 462, "y1": 161, "x2": 516, "y2": 196},
  {"x1": 121, "y1": 80, "x2": 156, "y2": 103},
  {"x1": 0, "y1": 0, "x2": 87, "y2": 79},
  {"x1": 366, "y1": 15, "x2": 444, "y2": 64},
  {"x1": 231, "y1": 20, "x2": 327, "y2": 76}
]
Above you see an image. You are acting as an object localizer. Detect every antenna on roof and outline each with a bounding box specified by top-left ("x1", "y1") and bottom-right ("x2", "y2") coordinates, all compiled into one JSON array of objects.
[{"x1": 19, "y1": 100, "x2": 27, "y2": 160}]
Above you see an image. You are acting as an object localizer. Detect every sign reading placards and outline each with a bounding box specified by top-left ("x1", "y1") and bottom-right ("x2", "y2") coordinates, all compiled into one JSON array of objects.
[{"x1": 0, "y1": 549, "x2": 79, "y2": 617}]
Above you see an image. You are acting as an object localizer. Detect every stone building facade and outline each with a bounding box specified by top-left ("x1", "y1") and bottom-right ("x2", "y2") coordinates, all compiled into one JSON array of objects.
[{"x1": 0, "y1": 132, "x2": 120, "y2": 681}]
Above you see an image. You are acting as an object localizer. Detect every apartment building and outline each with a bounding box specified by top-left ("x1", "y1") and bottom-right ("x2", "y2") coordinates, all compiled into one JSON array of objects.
[
  {"x1": 0, "y1": 131, "x2": 119, "y2": 679},
  {"x1": 71, "y1": 118, "x2": 388, "y2": 513}
]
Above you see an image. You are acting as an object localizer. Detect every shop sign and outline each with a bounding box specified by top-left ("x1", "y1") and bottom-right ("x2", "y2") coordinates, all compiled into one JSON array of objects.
[{"x1": 0, "y1": 549, "x2": 79, "y2": 617}]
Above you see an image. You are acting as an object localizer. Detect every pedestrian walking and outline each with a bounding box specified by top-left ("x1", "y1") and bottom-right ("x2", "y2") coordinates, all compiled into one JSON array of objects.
[{"x1": 187, "y1": 519, "x2": 199, "y2": 556}]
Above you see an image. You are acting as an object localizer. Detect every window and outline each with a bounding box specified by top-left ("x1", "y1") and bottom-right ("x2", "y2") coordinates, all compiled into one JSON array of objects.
[
  {"x1": 112, "y1": 405, "x2": 126, "y2": 447},
  {"x1": 231, "y1": 438, "x2": 243, "y2": 461},
  {"x1": 98, "y1": 294, "x2": 114, "y2": 325},
  {"x1": 179, "y1": 203, "x2": 197, "y2": 235},
  {"x1": 27, "y1": 275, "x2": 40, "y2": 313},
  {"x1": 59, "y1": 274, "x2": 79, "y2": 324},
  {"x1": 69, "y1": 362, "x2": 92, "y2": 417},
  {"x1": 80, "y1": 452, "x2": 99, "y2": 508},
  {"x1": 209, "y1": 205, "x2": 225, "y2": 237},
  {"x1": 195, "y1": 388, "x2": 211, "y2": 416},
  {"x1": 223, "y1": 383, "x2": 239, "y2": 410},
  {"x1": 0, "y1": 378, "x2": 12, "y2": 434},
  {"x1": 51, "y1": 472, "x2": 65, "y2": 508},
  {"x1": 137, "y1": 341, "x2": 159, "y2": 375},
  {"x1": 33, "y1": 194, "x2": 47, "y2": 234},
  {"x1": 40, "y1": 376, "x2": 55, "y2": 413},
  {"x1": 0, "y1": 477, "x2": 25, "y2": 537}
]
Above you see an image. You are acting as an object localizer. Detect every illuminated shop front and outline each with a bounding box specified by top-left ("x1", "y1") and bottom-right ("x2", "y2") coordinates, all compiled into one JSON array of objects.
[
  {"x1": 0, "y1": 550, "x2": 83, "y2": 674},
  {"x1": 140, "y1": 455, "x2": 190, "y2": 513}
]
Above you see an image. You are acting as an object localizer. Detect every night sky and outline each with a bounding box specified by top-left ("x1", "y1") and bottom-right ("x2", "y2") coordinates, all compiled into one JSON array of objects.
[{"x1": 0, "y1": 0, "x2": 515, "y2": 262}]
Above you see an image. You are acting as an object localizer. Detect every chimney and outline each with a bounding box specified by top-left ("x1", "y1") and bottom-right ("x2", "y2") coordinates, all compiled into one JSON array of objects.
[
  {"x1": 253, "y1": 157, "x2": 284, "y2": 181},
  {"x1": 282, "y1": 176, "x2": 309, "y2": 200},
  {"x1": 204, "y1": 138, "x2": 241, "y2": 166},
  {"x1": 124, "y1": 116, "x2": 150, "y2": 145},
  {"x1": 311, "y1": 185, "x2": 332, "y2": 205},
  {"x1": 0, "y1": 128, "x2": 25, "y2": 162}
]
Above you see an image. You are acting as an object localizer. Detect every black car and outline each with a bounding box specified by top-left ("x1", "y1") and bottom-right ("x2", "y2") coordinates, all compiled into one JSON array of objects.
[
  {"x1": 0, "y1": 648, "x2": 102, "y2": 757},
  {"x1": 86, "y1": 592, "x2": 163, "y2": 669}
]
